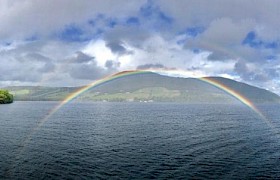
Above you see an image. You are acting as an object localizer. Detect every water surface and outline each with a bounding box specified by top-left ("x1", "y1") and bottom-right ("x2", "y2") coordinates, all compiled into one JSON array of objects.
[{"x1": 1, "y1": 101, "x2": 280, "y2": 179}]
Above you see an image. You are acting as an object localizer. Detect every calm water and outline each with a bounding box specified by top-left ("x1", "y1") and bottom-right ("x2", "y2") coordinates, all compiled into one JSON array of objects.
[{"x1": 1, "y1": 101, "x2": 280, "y2": 179}]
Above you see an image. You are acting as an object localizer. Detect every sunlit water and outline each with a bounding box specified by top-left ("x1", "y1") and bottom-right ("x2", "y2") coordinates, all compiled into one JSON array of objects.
[{"x1": 1, "y1": 101, "x2": 280, "y2": 179}]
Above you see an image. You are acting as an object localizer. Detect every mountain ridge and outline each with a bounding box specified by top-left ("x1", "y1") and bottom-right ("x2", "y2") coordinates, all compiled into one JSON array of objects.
[{"x1": 4, "y1": 72, "x2": 280, "y2": 104}]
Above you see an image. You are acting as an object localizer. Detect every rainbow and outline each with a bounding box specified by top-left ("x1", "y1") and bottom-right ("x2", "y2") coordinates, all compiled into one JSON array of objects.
[
  {"x1": 17, "y1": 69, "x2": 275, "y2": 160},
  {"x1": 199, "y1": 77, "x2": 266, "y2": 119},
  {"x1": 38, "y1": 71, "x2": 146, "y2": 128},
  {"x1": 18, "y1": 71, "x2": 146, "y2": 151},
  {"x1": 28, "y1": 69, "x2": 272, "y2": 140},
  {"x1": 12, "y1": 69, "x2": 275, "y2": 175},
  {"x1": 40, "y1": 70, "x2": 268, "y2": 123}
]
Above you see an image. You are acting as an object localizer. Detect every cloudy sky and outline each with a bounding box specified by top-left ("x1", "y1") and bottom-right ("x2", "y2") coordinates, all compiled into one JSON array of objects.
[{"x1": 1, "y1": 0, "x2": 280, "y2": 94}]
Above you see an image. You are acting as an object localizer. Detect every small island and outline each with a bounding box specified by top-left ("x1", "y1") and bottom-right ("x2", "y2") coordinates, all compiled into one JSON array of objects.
[{"x1": 0, "y1": 89, "x2": 13, "y2": 104}]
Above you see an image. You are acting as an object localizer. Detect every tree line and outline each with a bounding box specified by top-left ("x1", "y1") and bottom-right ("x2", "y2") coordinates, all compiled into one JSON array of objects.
[{"x1": 0, "y1": 90, "x2": 13, "y2": 104}]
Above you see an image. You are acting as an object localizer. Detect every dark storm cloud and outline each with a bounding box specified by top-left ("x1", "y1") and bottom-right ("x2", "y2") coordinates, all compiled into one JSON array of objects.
[
  {"x1": 69, "y1": 64, "x2": 106, "y2": 80},
  {"x1": 234, "y1": 60, "x2": 269, "y2": 82},
  {"x1": 207, "y1": 52, "x2": 232, "y2": 61},
  {"x1": 72, "y1": 51, "x2": 94, "y2": 63},
  {"x1": 0, "y1": 62, "x2": 43, "y2": 82},
  {"x1": 137, "y1": 63, "x2": 166, "y2": 70},
  {"x1": 24, "y1": 53, "x2": 51, "y2": 62},
  {"x1": 0, "y1": 44, "x2": 57, "y2": 83},
  {"x1": 103, "y1": 26, "x2": 151, "y2": 49},
  {"x1": 106, "y1": 41, "x2": 131, "y2": 55},
  {"x1": 68, "y1": 54, "x2": 117, "y2": 80},
  {"x1": 39, "y1": 62, "x2": 55, "y2": 73},
  {"x1": 105, "y1": 60, "x2": 114, "y2": 69},
  {"x1": 69, "y1": 63, "x2": 117, "y2": 80},
  {"x1": 105, "y1": 60, "x2": 120, "y2": 69}
]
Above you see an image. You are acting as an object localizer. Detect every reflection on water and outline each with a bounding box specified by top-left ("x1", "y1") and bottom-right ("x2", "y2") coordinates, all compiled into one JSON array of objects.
[{"x1": 1, "y1": 101, "x2": 280, "y2": 179}]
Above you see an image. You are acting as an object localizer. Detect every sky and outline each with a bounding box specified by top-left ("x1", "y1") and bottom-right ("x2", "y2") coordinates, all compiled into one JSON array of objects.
[{"x1": 0, "y1": 0, "x2": 280, "y2": 94}]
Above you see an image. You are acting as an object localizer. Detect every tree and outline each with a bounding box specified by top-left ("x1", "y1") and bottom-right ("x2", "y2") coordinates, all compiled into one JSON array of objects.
[{"x1": 0, "y1": 89, "x2": 13, "y2": 104}]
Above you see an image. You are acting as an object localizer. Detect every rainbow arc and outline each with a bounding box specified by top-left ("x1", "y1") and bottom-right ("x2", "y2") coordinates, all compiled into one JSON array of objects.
[
  {"x1": 39, "y1": 70, "x2": 268, "y2": 126},
  {"x1": 14, "y1": 69, "x2": 277, "y2": 175}
]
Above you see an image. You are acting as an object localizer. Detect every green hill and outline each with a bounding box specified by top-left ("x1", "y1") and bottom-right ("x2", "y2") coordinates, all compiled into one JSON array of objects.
[{"x1": 5, "y1": 72, "x2": 280, "y2": 104}]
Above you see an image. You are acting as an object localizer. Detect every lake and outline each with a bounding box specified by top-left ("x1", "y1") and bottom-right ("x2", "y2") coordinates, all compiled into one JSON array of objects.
[{"x1": 1, "y1": 101, "x2": 280, "y2": 179}]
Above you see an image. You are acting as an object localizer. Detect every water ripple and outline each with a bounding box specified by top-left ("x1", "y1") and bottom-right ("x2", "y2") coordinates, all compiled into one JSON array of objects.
[{"x1": 0, "y1": 102, "x2": 280, "y2": 179}]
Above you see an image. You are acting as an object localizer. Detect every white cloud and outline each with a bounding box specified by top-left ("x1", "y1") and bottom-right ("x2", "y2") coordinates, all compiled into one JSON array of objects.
[
  {"x1": 0, "y1": 0, "x2": 146, "y2": 40},
  {"x1": 1, "y1": 0, "x2": 280, "y2": 94},
  {"x1": 83, "y1": 40, "x2": 116, "y2": 67}
]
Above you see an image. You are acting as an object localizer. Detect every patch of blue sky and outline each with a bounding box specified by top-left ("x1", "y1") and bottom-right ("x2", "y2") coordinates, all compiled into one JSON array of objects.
[
  {"x1": 88, "y1": 14, "x2": 106, "y2": 27},
  {"x1": 126, "y1": 17, "x2": 140, "y2": 26},
  {"x1": 58, "y1": 24, "x2": 86, "y2": 42},
  {"x1": 88, "y1": 14, "x2": 119, "y2": 29},
  {"x1": 57, "y1": 24, "x2": 104, "y2": 43},
  {"x1": 88, "y1": 19, "x2": 95, "y2": 27},
  {"x1": 176, "y1": 27, "x2": 205, "y2": 45},
  {"x1": 2, "y1": 42, "x2": 11, "y2": 46},
  {"x1": 192, "y1": 48, "x2": 201, "y2": 54},
  {"x1": 176, "y1": 39, "x2": 186, "y2": 45},
  {"x1": 265, "y1": 55, "x2": 277, "y2": 61},
  {"x1": 25, "y1": 35, "x2": 39, "y2": 42},
  {"x1": 93, "y1": 28, "x2": 104, "y2": 38},
  {"x1": 86, "y1": 4, "x2": 172, "y2": 34},
  {"x1": 106, "y1": 18, "x2": 118, "y2": 28},
  {"x1": 264, "y1": 42, "x2": 278, "y2": 49},
  {"x1": 177, "y1": 26, "x2": 205, "y2": 39},
  {"x1": 229, "y1": 71, "x2": 242, "y2": 78},
  {"x1": 242, "y1": 31, "x2": 278, "y2": 49},
  {"x1": 242, "y1": 31, "x2": 262, "y2": 48},
  {"x1": 139, "y1": 0, "x2": 173, "y2": 26},
  {"x1": 140, "y1": 0, "x2": 154, "y2": 17},
  {"x1": 158, "y1": 11, "x2": 173, "y2": 24},
  {"x1": 185, "y1": 27, "x2": 205, "y2": 37}
]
